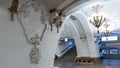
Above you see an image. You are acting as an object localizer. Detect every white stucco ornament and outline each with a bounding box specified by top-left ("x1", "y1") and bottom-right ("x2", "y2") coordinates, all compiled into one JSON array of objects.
[
  {"x1": 30, "y1": 45, "x2": 41, "y2": 64},
  {"x1": 16, "y1": 0, "x2": 48, "y2": 64}
]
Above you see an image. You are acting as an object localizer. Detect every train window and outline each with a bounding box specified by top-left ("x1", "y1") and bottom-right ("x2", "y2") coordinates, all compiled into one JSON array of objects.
[
  {"x1": 110, "y1": 49, "x2": 118, "y2": 54},
  {"x1": 102, "y1": 49, "x2": 109, "y2": 54}
]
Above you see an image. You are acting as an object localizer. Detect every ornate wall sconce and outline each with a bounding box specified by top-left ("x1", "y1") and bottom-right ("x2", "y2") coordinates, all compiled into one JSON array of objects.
[
  {"x1": 50, "y1": 9, "x2": 59, "y2": 31},
  {"x1": 9, "y1": 0, "x2": 19, "y2": 21},
  {"x1": 50, "y1": 18, "x2": 56, "y2": 31},
  {"x1": 50, "y1": 9, "x2": 65, "y2": 33},
  {"x1": 56, "y1": 21, "x2": 63, "y2": 33}
]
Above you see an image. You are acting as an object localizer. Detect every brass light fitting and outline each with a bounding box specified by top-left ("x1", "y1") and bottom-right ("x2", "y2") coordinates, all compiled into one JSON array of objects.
[
  {"x1": 9, "y1": 0, "x2": 19, "y2": 21},
  {"x1": 50, "y1": 9, "x2": 65, "y2": 33},
  {"x1": 90, "y1": 15, "x2": 106, "y2": 34},
  {"x1": 104, "y1": 29, "x2": 111, "y2": 37},
  {"x1": 90, "y1": 4, "x2": 105, "y2": 34},
  {"x1": 103, "y1": 21, "x2": 111, "y2": 37}
]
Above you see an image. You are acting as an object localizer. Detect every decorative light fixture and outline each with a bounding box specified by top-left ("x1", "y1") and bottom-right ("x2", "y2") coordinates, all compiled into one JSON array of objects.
[
  {"x1": 104, "y1": 29, "x2": 111, "y2": 37},
  {"x1": 9, "y1": 0, "x2": 19, "y2": 21},
  {"x1": 103, "y1": 21, "x2": 111, "y2": 37},
  {"x1": 50, "y1": 9, "x2": 65, "y2": 33},
  {"x1": 90, "y1": 15, "x2": 106, "y2": 34},
  {"x1": 90, "y1": 4, "x2": 105, "y2": 34},
  {"x1": 92, "y1": 4, "x2": 103, "y2": 14}
]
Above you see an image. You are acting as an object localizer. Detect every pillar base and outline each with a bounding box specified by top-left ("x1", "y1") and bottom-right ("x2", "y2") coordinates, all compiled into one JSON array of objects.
[{"x1": 75, "y1": 57, "x2": 100, "y2": 64}]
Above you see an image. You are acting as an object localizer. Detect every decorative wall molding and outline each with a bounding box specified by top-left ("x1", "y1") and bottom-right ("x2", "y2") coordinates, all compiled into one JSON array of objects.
[
  {"x1": 18, "y1": 0, "x2": 46, "y2": 17},
  {"x1": 70, "y1": 15, "x2": 77, "y2": 20},
  {"x1": 16, "y1": 0, "x2": 48, "y2": 64}
]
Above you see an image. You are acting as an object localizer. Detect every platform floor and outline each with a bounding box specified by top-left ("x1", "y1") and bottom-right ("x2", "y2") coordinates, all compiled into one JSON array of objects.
[
  {"x1": 55, "y1": 60, "x2": 120, "y2": 68},
  {"x1": 54, "y1": 47, "x2": 120, "y2": 68}
]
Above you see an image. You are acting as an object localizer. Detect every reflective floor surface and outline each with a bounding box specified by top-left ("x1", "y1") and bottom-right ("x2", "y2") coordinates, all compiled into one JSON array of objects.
[
  {"x1": 54, "y1": 47, "x2": 120, "y2": 68},
  {"x1": 55, "y1": 60, "x2": 120, "y2": 68}
]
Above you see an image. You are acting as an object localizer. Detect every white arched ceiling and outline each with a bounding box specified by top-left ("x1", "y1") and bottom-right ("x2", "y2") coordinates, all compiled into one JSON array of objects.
[
  {"x1": 60, "y1": 0, "x2": 120, "y2": 58},
  {"x1": 60, "y1": 22, "x2": 74, "y2": 38},
  {"x1": 80, "y1": 0, "x2": 120, "y2": 33},
  {"x1": 73, "y1": 11, "x2": 98, "y2": 57},
  {"x1": 60, "y1": 17, "x2": 82, "y2": 56},
  {"x1": 65, "y1": 0, "x2": 120, "y2": 34},
  {"x1": 60, "y1": 16, "x2": 92, "y2": 57},
  {"x1": 60, "y1": 11, "x2": 99, "y2": 57},
  {"x1": 69, "y1": 15, "x2": 86, "y2": 37},
  {"x1": 61, "y1": 18, "x2": 82, "y2": 56},
  {"x1": 64, "y1": 0, "x2": 111, "y2": 15},
  {"x1": 63, "y1": 0, "x2": 89, "y2": 15},
  {"x1": 55, "y1": 0, "x2": 120, "y2": 58},
  {"x1": 68, "y1": 16, "x2": 91, "y2": 57}
]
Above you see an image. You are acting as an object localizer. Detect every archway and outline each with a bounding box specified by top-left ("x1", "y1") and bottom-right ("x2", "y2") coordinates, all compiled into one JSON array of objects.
[
  {"x1": 54, "y1": 11, "x2": 98, "y2": 68},
  {"x1": 54, "y1": 1, "x2": 100, "y2": 67},
  {"x1": 54, "y1": 16, "x2": 81, "y2": 67}
]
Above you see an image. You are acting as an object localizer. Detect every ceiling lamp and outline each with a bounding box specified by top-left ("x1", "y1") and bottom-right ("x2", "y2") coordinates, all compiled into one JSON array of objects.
[
  {"x1": 103, "y1": 21, "x2": 111, "y2": 37},
  {"x1": 90, "y1": 15, "x2": 106, "y2": 34},
  {"x1": 104, "y1": 29, "x2": 111, "y2": 37},
  {"x1": 50, "y1": 9, "x2": 65, "y2": 33},
  {"x1": 90, "y1": 4, "x2": 105, "y2": 34}
]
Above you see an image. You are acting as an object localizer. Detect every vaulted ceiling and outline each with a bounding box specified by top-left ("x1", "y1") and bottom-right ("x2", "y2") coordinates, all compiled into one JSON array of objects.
[
  {"x1": 41, "y1": 0, "x2": 85, "y2": 10},
  {"x1": 40, "y1": 0, "x2": 120, "y2": 39},
  {"x1": 42, "y1": 0, "x2": 65, "y2": 10}
]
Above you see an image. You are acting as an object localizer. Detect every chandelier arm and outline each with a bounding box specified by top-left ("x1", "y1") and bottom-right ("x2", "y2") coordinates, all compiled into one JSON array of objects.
[
  {"x1": 93, "y1": 16, "x2": 98, "y2": 27},
  {"x1": 90, "y1": 19, "x2": 95, "y2": 26},
  {"x1": 101, "y1": 17, "x2": 105, "y2": 25},
  {"x1": 94, "y1": 17, "x2": 97, "y2": 24},
  {"x1": 98, "y1": 16, "x2": 103, "y2": 27},
  {"x1": 93, "y1": 23, "x2": 96, "y2": 27}
]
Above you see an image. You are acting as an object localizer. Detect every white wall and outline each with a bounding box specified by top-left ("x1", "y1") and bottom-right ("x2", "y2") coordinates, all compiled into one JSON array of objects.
[{"x1": 0, "y1": 0, "x2": 60, "y2": 68}]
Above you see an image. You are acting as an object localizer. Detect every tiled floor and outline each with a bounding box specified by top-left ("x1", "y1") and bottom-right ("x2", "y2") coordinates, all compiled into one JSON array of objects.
[{"x1": 54, "y1": 47, "x2": 120, "y2": 68}]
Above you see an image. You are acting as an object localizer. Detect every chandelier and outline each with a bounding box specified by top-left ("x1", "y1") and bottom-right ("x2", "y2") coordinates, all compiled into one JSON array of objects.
[
  {"x1": 104, "y1": 30, "x2": 111, "y2": 37},
  {"x1": 90, "y1": 15, "x2": 106, "y2": 34},
  {"x1": 103, "y1": 21, "x2": 111, "y2": 37},
  {"x1": 90, "y1": 4, "x2": 105, "y2": 34}
]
